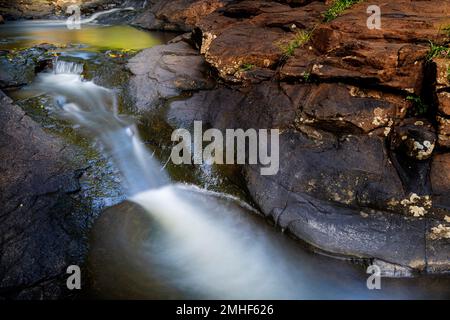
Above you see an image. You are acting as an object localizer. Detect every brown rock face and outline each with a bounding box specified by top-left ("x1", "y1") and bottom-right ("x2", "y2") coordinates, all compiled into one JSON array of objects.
[
  {"x1": 133, "y1": 0, "x2": 226, "y2": 31},
  {"x1": 281, "y1": 1, "x2": 450, "y2": 93},
  {"x1": 195, "y1": 0, "x2": 327, "y2": 79},
  {"x1": 438, "y1": 91, "x2": 450, "y2": 116},
  {"x1": 437, "y1": 116, "x2": 450, "y2": 148}
]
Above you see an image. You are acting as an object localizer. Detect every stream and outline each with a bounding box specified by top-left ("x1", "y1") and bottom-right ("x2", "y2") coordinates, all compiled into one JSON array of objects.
[{"x1": 1, "y1": 19, "x2": 450, "y2": 300}]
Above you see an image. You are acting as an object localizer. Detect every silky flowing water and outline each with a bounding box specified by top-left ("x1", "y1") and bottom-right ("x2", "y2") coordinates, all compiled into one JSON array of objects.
[{"x1": 2, "y1": 19, "x2": 450, "y2": 299}]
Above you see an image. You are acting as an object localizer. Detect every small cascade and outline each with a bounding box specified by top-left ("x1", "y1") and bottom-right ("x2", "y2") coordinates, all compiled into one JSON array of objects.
[{"x1": 54, "y1": 59, "x2": 84, "y2": 75}]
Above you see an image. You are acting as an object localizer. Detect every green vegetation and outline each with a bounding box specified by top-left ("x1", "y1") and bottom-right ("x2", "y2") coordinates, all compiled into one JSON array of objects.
[
  {"x1": 426, "y1": 41, "x2": 450, "y2": 61},
  {"x1": 280, "y1": 29, "x2": 312, "y2": 57},
  {"x1": 406, "y1": 95, "x2": 429, "y2": 116},
  {"x1": 240, "y1": 63, "x2": 255, "y2": 71},
  {"x1": 303, "y1": 71, "x2": 311, "y2": 82},
  {"x1": 323, "y1": 0, "x2": 361, "y2": 22}
]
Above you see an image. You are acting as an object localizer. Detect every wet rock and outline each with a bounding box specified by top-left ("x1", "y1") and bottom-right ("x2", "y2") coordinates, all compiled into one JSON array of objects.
[
  {"x1": 127, "y1": 38, "x2": 214, "y2": 112},
  {"x1": 0, "y1": 91, "x2": 88, "y2": 299},
  {"x1": 132, "y1": 0, "x2": 226, "y2": 32},
  {"x1": 281, "y1": 0, "x2": 449, "y2": 93},
  {"x1": 431, "y1": 153, "x2": 450, "y2": 209},
  {"x1": 391, "y1": 119, "x2": 436, "y2": 161},
  {"x1": 0, "y1": 46, "x2": 54, "y2": 89},
  {"x1": 244, "y1": 158, "x2": 426, "y2": 270}
]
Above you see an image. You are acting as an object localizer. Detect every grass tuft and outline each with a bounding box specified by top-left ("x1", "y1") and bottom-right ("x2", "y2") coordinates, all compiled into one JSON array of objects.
[
  {"x1": 323, "y1": 0, "x2": 361, "y2": 22},
  {"x1": 240, "y1": 63, "x2": 255, "y2": 71},
  {"x1": 426, "y1": 41, "x2": 450, "y2": 61},
  {"x1": 280, "y1": 29, "x2": 312, "y2": 57}
]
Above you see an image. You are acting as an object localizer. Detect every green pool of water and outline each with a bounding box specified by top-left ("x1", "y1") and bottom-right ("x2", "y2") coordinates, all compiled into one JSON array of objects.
[{"x1": 0, "y1": 21, "x2": 171, "y2": 51}]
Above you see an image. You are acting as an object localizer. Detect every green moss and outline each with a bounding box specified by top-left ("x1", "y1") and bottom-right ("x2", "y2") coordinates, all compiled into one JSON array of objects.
[
  {"x1": 323, "y1": 0, "x2": 361, "y2": 22},
  {"x1": 406, "y1": 95, "x2": 429, "y2": 116}
]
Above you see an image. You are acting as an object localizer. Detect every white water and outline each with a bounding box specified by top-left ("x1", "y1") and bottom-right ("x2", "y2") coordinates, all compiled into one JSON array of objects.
[
  {"x1": 79, "y1": 7, "x2": 135, "y2": 24},
  {"x1": 33, "y1": 60, "x2": 167, "y2": 194},
  {"x1": 131, "y1": 185, "x2": 299, "y2": 299}
]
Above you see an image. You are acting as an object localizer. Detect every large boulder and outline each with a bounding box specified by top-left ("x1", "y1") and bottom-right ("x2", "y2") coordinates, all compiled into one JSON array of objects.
[
  {"x1": 0, "y1": 92, "x2": 88, "y2": 299},
  {"x1": 127, "y1": 37, "x2": 214, "y2": 112},
  {"x1": 164, "y1": 78, "x2": 449, "y2": 272}
]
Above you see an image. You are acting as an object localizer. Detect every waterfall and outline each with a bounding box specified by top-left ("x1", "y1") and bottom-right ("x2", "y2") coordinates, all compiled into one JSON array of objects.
[
  {"x1": 54, "y1": 60, "x2": 84, "y2": 75},
  {"x1": 31, "y1": 59, "x2": 300, "y2": 299},
  {"x1": 80, "y1": 7, "x2": 135, "y2": 24},
  {"x1": 34, "y1": 59, "x2": 168, "y2": 194}
]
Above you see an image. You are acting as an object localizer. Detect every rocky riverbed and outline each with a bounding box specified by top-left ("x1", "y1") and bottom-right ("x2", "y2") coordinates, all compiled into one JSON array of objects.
[{"x1": 0, "y1": 0, "x2": 449, "y2": 299}]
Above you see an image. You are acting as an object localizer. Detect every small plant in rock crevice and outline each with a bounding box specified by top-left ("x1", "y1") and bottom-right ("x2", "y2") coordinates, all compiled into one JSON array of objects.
[
  {"x1": 323, "y1": 0, "x2": 362, "y2": 22},
  {"x1": 239, "y1": 63, "x2": 255, "y2": 71},
  {"x1": 406, "y1": 95, "x2": 429, "y2": 116},
  {"x1": 426, "y1": 40, "x2": 450, "y2": 61},
  {"x1": 279, "y1": 29, "x2": 312, "y2": 58}
]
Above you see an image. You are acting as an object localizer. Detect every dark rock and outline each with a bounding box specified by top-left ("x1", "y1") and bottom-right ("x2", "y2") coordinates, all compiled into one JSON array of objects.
[
  {"x1": 391, "y1": 119, "x2": 436, "y2": 161},
  {"x1": 431, "y1": 153, "x2": 450, "y2": 210},
  {"x1": 127, "y1": 39, "x2": 214, "y2": 112},
  {"x1": 0, "y1": 47, "x2": 54, "y2": 89},
  {"x1": 0, "y1": 91, "x2": 88, "y2": 299}
]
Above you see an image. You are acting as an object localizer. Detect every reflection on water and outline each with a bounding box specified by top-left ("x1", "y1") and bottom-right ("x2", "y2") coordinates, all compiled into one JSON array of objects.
[{"x1": 0, "y1": 22, "x2": 170, "y2": 51}]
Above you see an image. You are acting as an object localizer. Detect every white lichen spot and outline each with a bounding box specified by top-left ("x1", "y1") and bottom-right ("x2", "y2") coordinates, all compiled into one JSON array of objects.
[
  {"x1": 430, "y1": 224, "x2": 450, "y2": 240},
  {"x1": 400, "y1": 193, "x2": 432, "y2": 216},
  {"x1": 409, "y1": 205, "x2": 425, "y2": 217}
]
